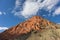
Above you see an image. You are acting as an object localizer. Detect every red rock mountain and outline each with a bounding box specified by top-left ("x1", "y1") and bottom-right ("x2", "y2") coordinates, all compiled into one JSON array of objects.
[{"x1": 0, "y1": 16, "x2": 57, "y2": 40}]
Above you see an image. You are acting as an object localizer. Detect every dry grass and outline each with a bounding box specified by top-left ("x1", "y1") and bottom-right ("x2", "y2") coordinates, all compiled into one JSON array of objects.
[{"x1": 27, "y1": 29, "x2": 60, "y2": 40}]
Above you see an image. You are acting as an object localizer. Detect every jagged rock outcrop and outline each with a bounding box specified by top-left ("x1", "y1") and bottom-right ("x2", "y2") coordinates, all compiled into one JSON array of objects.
[{"x1": 0, "y1": 16, "x2": 58, "y2": 40}]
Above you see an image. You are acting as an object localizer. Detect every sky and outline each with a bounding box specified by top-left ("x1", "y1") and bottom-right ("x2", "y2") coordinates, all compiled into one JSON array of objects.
[{"x1": 0, "y1": 0, "x2": 60, "y2": 32}]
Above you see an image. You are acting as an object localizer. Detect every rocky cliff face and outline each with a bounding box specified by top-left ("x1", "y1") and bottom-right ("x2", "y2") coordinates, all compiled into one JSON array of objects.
[{"x1": 0, "y1": 16, "x2": 58, "y2": 40}]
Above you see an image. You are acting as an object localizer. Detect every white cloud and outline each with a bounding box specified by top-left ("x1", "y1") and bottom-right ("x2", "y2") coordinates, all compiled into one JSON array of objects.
[
  {"x1": 3, "y1": 12, "x2": 6, "y2": 15},
  {"x1": 16, "y1": 0, "x2": 21, "y2": 6},
  {"x1": 0, "y1": 27, "x2": 8, "y2": 30},
  {"x1": 57, "y1": 23, "x2": 60, "y2": 24},
  {"x1": 53, "y1": 7, "x2": 60, "y2": 16},
  {"x1": 0, "y1": 11, "x2": 6, "y2": 16},
  {"x1": 13, "y1": 0, "x2": 59, "y2": 18},
  {"x1": 21, "y1": 1, "x2": 40, "y2": 18},
  {"x1": 0, "y1": 12, "x2": 3, "y2": 15}
]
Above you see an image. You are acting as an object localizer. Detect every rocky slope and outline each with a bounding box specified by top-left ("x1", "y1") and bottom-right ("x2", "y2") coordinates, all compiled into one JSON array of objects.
[{"x1": 0, "y1": 16, "x2": 59, "y2": 40}]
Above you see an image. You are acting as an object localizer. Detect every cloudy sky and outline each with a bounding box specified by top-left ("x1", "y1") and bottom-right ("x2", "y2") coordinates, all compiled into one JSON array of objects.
[{"x1": 0, "y1": 0, "x2": 60, "y2": 32}]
